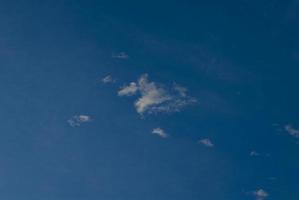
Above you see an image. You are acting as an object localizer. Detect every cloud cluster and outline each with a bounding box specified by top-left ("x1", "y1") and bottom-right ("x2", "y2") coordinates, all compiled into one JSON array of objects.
[
  {"x1": 118, "y1": 74, "x2": 197, "y2": 115},
  {"x1": 152, "y1": 128, "x2": 168, "y2": 138},
  {"x1": 253, "y1": 189, "x2": 269, "y2": 200},
  {"x1": 68, "y1": 115, "x2": 92, "y2": 127},
  {"x1": 198, "y1": 138, "x2": 214, "y2": 147},
  {"x1": 285, "y1": 124, "x2": 299, "y2": 138}
]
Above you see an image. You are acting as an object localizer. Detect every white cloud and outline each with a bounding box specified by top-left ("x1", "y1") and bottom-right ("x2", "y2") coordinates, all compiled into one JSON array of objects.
[
  {"x1": 152, "y1": 128, "x2": 168, "y2": 138},
  {"x1": 135, "y1": 74, "x2": 171, "y2": 114},
  {"x1": 118, "y1": 74, "x2": 197, "y2": 115},
  {"x1": 112, "y1": 52, "x2": 129, "y2": 59},
  {"x1": 102, "y1": 75, "x2": 115, "y2": 84},
  {"x1": 250, "y1": 151, "x2": 260, "y2": 157},
  {"x1": 253, "y1": 189, "x2": 269, "y2": 200},
  {"x1": 68, "y1": 115, "x2": 92, "y2": 127},
  {"x1": 198, "y1": 138, "x2": 214, "y2": 147},
  {"x1": 118, "y1": 82, "x2": 138, "y2": 96},
  {"x1": 285, "y1": 124, "x2": 299, "y2": 138}
]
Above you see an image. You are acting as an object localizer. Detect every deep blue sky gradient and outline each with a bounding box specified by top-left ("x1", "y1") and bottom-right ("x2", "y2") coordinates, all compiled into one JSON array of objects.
[{"x1": 0, "y1": 1, "x2": 299, "y2": 199}]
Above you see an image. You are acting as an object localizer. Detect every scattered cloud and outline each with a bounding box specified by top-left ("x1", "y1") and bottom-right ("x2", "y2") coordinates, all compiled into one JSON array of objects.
[
  {"x1": 102, "y1": 75, "x2": 115, "y2": 84},
  {"x1": 117, "y1": 74, "x2": 197, "y2": 115},
  {"x1": 152, "y1": 128, "x2": 168, "y2": 138},
  {"x1": 253, "y1": 189, "x2": 269, "y2": 200},
  {"x1": 250, "y1": 151, "x2": 260, "y2": 157},
  {"x1": 68, "y1": 115, "x2": 92, "y2": 127},
  {"x1": 118, "y1": 82, "x2": 138, "y2": 96},
  {"x1": 285, "y1": 124, "x2": 299, "y2": 138},
  {"x1": 198, "y1": 138, "x2": 214, "y2": 147},
  {"x1": 112, "y1": 52, "x2": 129, "y2": 59}
]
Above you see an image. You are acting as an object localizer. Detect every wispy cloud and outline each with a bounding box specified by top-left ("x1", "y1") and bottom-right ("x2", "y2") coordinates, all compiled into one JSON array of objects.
[
  {"x1": 118, "y1": 82, "x2": 138, "y2": 96},
  {"x1": 112, "y1": 52, "x2": 129, "y2": 59},
  {"x1": 285, "y1": 124, "x2": 299, "y2": 138},
  {"x1": 249, "y1": 151, "x2": 271, "y2": 157},
  {"x1": 102, "y1": 75, "x2": 115, "y2": 84},
  {"x1": 68, "y1": 115, "x2": 92, "y2": 127},
  {"x1": 152, "y1": 128, "x2": 168, "y2": 138},
  {"x1": 253, "y1": 189, "x2": 269, "y2": 200},
  {"x1": 250, "y1": 151, "x2": 260, "y2": 157},
  {"x1": 173, "y1": 84, "x2": 188, "y2": 97},
  {"x1": 198, "y1": 138, "x2": 214, "y2": 147},
  {"x1": 117, "y1": 74, "x2": 197, "y2": 115}
]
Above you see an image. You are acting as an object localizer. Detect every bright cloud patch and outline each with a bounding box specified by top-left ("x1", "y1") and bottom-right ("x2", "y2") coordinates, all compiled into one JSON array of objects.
[
  {"x1": 135, "y1": 75, "x2": 172, "y2": 114},
  {"x1": 118, "y1": 82, "x2": 138, "y2": 96},
  {"x1": 152, "y1": 128, "x2": 168, "y2": 138},
  {"x1": 285, "y1": 124, "x2": 299, "y2": 138},
  {"x1": 102, "y1": 75, "x2": 115, "y2": 84},
  {"x1": 118, "y1": 74, "x2": 197, "y2": 115},
  {"x1": 198, "y1": 138, "x2": 214, "y2": 147},
  {"x1": 68, "y1": 115, "x2": 92, "y2": 127},
  {"x1": 253, "y1": 189, "x2": 269, "y2": 200}
]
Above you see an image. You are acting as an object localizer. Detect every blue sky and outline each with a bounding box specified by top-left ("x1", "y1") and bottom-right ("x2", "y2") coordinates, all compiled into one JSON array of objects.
[{"x1": 0, "y1": 0, "x2": 299, "y2": 199}]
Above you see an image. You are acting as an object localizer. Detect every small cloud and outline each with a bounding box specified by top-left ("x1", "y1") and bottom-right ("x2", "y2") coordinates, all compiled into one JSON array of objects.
[
  {"x1": 198, "y1": 138, "x2": 214, "y2": 147},
  {"x1": 250, "y1": 151, "x2": 260, "y2": 157},
  {"x1": 253, "y1": 189, "x2": 269, "y2": 200},
  {"x1": 112, "y1": 52, "x2": 129, "y2": 59},
  {"x1": 68, "y1": 115, "x2": 92, "y2": 127},
  {"x1": 118, "y1": 82, "x2": 138, "y2": 96},
  {"x1": 102, "y1": 75, "x2": 115, "y2": 84},
  {"x1": 285, "y1": 124, "x2": 299, "y2": 138},
  {"x1": 152, "y1": 128, "x2": 168, "y2": 138},
  {"x1": 118, "y1": 74, "x2": 197, "y2": 115}
]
